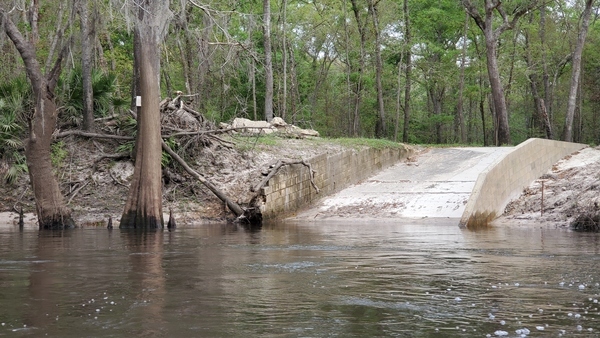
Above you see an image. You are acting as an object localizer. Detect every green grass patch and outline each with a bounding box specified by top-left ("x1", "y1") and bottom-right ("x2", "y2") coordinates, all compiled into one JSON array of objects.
[{"x1": 325, "y1": 137, "x2": 406, "y2": 149}]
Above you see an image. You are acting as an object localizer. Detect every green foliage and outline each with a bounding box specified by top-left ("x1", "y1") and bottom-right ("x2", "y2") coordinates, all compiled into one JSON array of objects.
[
  {"x1": 58, "y1": 67, "x2": 127, "y2": 124},
  {"x1": 162, "y1": 138, "x2": 178, "y2": 167},
  {"x1": 328, "y1": 137, "x2": 406, "y2": 149},
  {"x1": 116, "y1": 141, "x2": 135, "y2": 157},
  {"x1": 0, "y1": 77, "x2": 30, "y2": 184},
  {"x1": 51, "y1": 141, "x2": 68, "y2": 168}
]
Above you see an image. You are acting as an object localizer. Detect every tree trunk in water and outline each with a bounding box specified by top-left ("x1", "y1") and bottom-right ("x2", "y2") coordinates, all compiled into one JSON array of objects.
[
  {"x1": 1, "y1": 10, "x2": 75, "y2": 229},
  {"x1": 121, "y1": 1, "x2": 171, "y2": 229},
  {"x1": 564, "y1": 0, "x2": 593, "y2": 142},
  {"x1": 263, "y1": 0, "x2": 274, "y2": 122},
  {"x1": 78, "y1": 0, "x2": 94, "y2": 131}
]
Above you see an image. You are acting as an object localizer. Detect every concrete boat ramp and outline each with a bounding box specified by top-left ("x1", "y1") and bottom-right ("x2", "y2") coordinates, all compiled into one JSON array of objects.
[{"x1": 293, "y1": 147, "x2": 514, "y2": 221}]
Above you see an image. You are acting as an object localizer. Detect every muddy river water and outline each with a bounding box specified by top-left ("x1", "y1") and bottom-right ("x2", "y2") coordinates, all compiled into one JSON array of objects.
[{"x1": 1, "y1": 220, "x2": 599, "y2": 337}]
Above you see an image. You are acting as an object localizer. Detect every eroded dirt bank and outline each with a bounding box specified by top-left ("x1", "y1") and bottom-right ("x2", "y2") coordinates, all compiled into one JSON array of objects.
[
  {"x1": 0, "y1": 134, "x2": 351, "y2": 228},
  {"x1": 495, "y1": 146, "x2": 600, "y2": 229}
]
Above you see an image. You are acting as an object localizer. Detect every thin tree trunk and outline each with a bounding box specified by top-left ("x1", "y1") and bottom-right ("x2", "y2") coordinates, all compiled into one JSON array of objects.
[
  {"x1": 281, "y1": 0, "x2": 288, "y2": 121},
  {"x1": 402, "y1": 0, "x2": 411, "y2": 143},
  {"x1": 462, "y1": 0, "x2": 536, "y2": 145},
  {"x1": 368, "y1": 0, "x2": 386, "y2": 138},
  {"x1": 78, "y1": 0, "x2": 94, "y2": 131},
  {"x1": 350, "y1": 0, "x2": 367, "y2": 137},
  {"x1": 524, "y1": 27, "x2": 553, "y2": 139},
  {"x1": 394, "y1": 50, "x2": 404, "y2": 142},
  {"x1": 456, "y1": 12, "x2": 468, "y2": 144},
  {"x1": 28, "y1": 0, "x2": 39, "y2": 44},
  {"x1": 539, "y1": 1, "x2": 553, "y2": 128},
  {"x1": 564, "y1": 0, "x2": 593, "y2": 142},
  {"x1": 251, "y1": 57, "x2": 257, "y2": 120},
  {"x1": 1, "y1": 10, "x2": 75, "y2": 229},
  {"x1": 484, "y1": 30, "x2": 510, "y2": 145},
  {"x1": 263, "y1": 0, "x2": 274, "y2": 122}
]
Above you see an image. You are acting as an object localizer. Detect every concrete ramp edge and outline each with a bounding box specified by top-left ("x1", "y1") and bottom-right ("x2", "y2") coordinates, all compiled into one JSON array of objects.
[{"x1": 459, "y1": 138, "x2": 587, "y2": 229}]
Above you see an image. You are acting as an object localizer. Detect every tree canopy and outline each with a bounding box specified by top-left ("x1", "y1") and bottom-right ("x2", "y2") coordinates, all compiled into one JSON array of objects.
[{"x1": 1, "y1": 0, "x2": 600, "y2": 147}]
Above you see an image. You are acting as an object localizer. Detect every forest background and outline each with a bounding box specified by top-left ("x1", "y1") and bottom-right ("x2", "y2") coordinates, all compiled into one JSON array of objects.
[{"x1": 1, "y1": 0, "x2": 599, "y2": 191}]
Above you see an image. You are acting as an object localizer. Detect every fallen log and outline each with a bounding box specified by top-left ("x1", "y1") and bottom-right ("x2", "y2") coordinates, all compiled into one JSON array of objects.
[{"x1": 160, "y1": 139, "x2": 245, "y2": 217}]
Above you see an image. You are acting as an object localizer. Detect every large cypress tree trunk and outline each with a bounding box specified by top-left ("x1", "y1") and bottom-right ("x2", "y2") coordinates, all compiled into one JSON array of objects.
[
  {"x1": 120, "y1": 0, "x2": 171, "y2": 229},
  {"x1": 1, "y1": 10, "x2": 75, "y2": 230}
]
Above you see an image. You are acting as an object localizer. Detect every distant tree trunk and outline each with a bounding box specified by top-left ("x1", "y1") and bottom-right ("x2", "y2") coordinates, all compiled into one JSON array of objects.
[
  {"x1": 456, "y1": 12, "x2": 468, "y2": 144},
  {"x1": 350, "y1": 0, "x2": 367, "y2": 137},
  {"x1": 1, "y1": 10, "x2": 75, "y2": 229},
  {"x1": 120, "y1": 0, "x2": 172, "y2": 229},
  {"x1": 368, "y1": 0, "x2": 386, "y2": 138},
  {"x1": 28, "y1": 0, "x2": 39, "y2": 44},
  {"x1": 281, "y1": 0, "x2": 288, "y2": 121},
  {"x1": 524, "y1": 27, "x2": 553, "y2": 139},
  {"x1": 263, "y1": 0, "x2": 274, "y2": 122},
  {"x1": 462, "y1": 0, "x2": 536, "y2": 145},
  {"x1": 78, "y1": 0, "x2": 94, "y2": 131},
  {"x1": 539, "y1": 2, "x2": 553, "y2": 127},
  {"x1": 564, "y1": 0, "x2": 593, "y2": 142},
  {"x1": 428, "y1": 87, "x2": 445, "y2": 144},
  {"x1": 394, "y1": 50, "x2": 404, "y2": 142},
  {"x1": 402, "y1": 0, "x2": 412, "y2": 143},
  {"x1": 251, "y1": 57, "x2": 258, "y2": 121}
]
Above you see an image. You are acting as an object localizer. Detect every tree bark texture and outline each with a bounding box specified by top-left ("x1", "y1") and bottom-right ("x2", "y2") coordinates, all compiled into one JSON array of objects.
[
  {"x1": 121, "y1": 0, "x2": 172, "y2": 229},
  {"x1": 482, "y1": 15, "x2": 510, "y2": 145},
  {"x1": 402, "y1": 0, "x2": 411, "y2": 143},
  {"x1": 368, "y1": 0, "x2": 386, "y2": 138},
  {"x1": 563, "y1": 0, "x2": 593, "y2": 142},
  {"x1": 263, "y1": 0, "x2": 274, "y2": 122},
  {"x1": 1, "y1": 10, "x2": 75, "y2": 229},
  {"x1": 462, "y1": 0, "x2": 536, "y2": 145},
  {"x1": 79, "y1": 0, "x2": 94, "y2": 131}
]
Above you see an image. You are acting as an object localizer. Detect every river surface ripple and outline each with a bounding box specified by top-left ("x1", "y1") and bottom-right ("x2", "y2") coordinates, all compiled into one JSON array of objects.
[{"x1": 0, "y1": 220, "x2": 599, "y2": 337}]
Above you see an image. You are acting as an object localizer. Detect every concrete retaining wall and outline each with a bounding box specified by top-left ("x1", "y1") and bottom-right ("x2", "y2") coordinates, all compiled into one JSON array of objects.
[
  {"x1": 459, "y1": 138, "x2": 586, "y2": 229},
  {"x1": 259, "y1": 145, "x2": 414, "y2": 219}
]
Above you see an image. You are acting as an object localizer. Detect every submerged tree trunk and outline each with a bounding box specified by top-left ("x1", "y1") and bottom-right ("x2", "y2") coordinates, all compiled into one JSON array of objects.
[
  {"x1": 1, "y1": 10, "x2": 75, "y2": 230},
  {"x1": 120, "y1": 0, "x2": 172, "y2": 229}
]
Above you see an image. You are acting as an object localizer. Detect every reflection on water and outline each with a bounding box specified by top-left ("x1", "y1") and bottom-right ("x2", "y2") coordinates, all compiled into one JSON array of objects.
[{"x1": 0, "y1": 220, "x2": 599, "y2": 337}]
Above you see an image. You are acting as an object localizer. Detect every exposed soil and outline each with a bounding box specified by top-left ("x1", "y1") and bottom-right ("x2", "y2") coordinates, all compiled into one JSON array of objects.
[
  {"x1": 496, "y1": 146, "x2": 600, "y2": 230},
  {"x1": 0, "y1": 132, "x2": 348, "y2": 228}
]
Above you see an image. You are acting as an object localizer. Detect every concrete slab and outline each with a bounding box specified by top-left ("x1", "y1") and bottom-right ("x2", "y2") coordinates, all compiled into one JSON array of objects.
[{"x1": 292, "y1": 147, "x2": 513, "y2": 220}]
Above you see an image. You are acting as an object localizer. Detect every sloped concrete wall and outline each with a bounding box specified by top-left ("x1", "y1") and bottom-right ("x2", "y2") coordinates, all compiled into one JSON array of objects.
[
  {"x1": 259, "y1": 145, "x2": 414, "y2": 219},
  {"x1": 459, "y1": 138, "x2": 587, "y2": 229}
]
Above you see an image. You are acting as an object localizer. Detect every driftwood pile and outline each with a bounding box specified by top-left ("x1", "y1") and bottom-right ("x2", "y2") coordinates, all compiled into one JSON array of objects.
[{"x1": 54, "y1": 93, "x2": 319, "y2": 226}]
